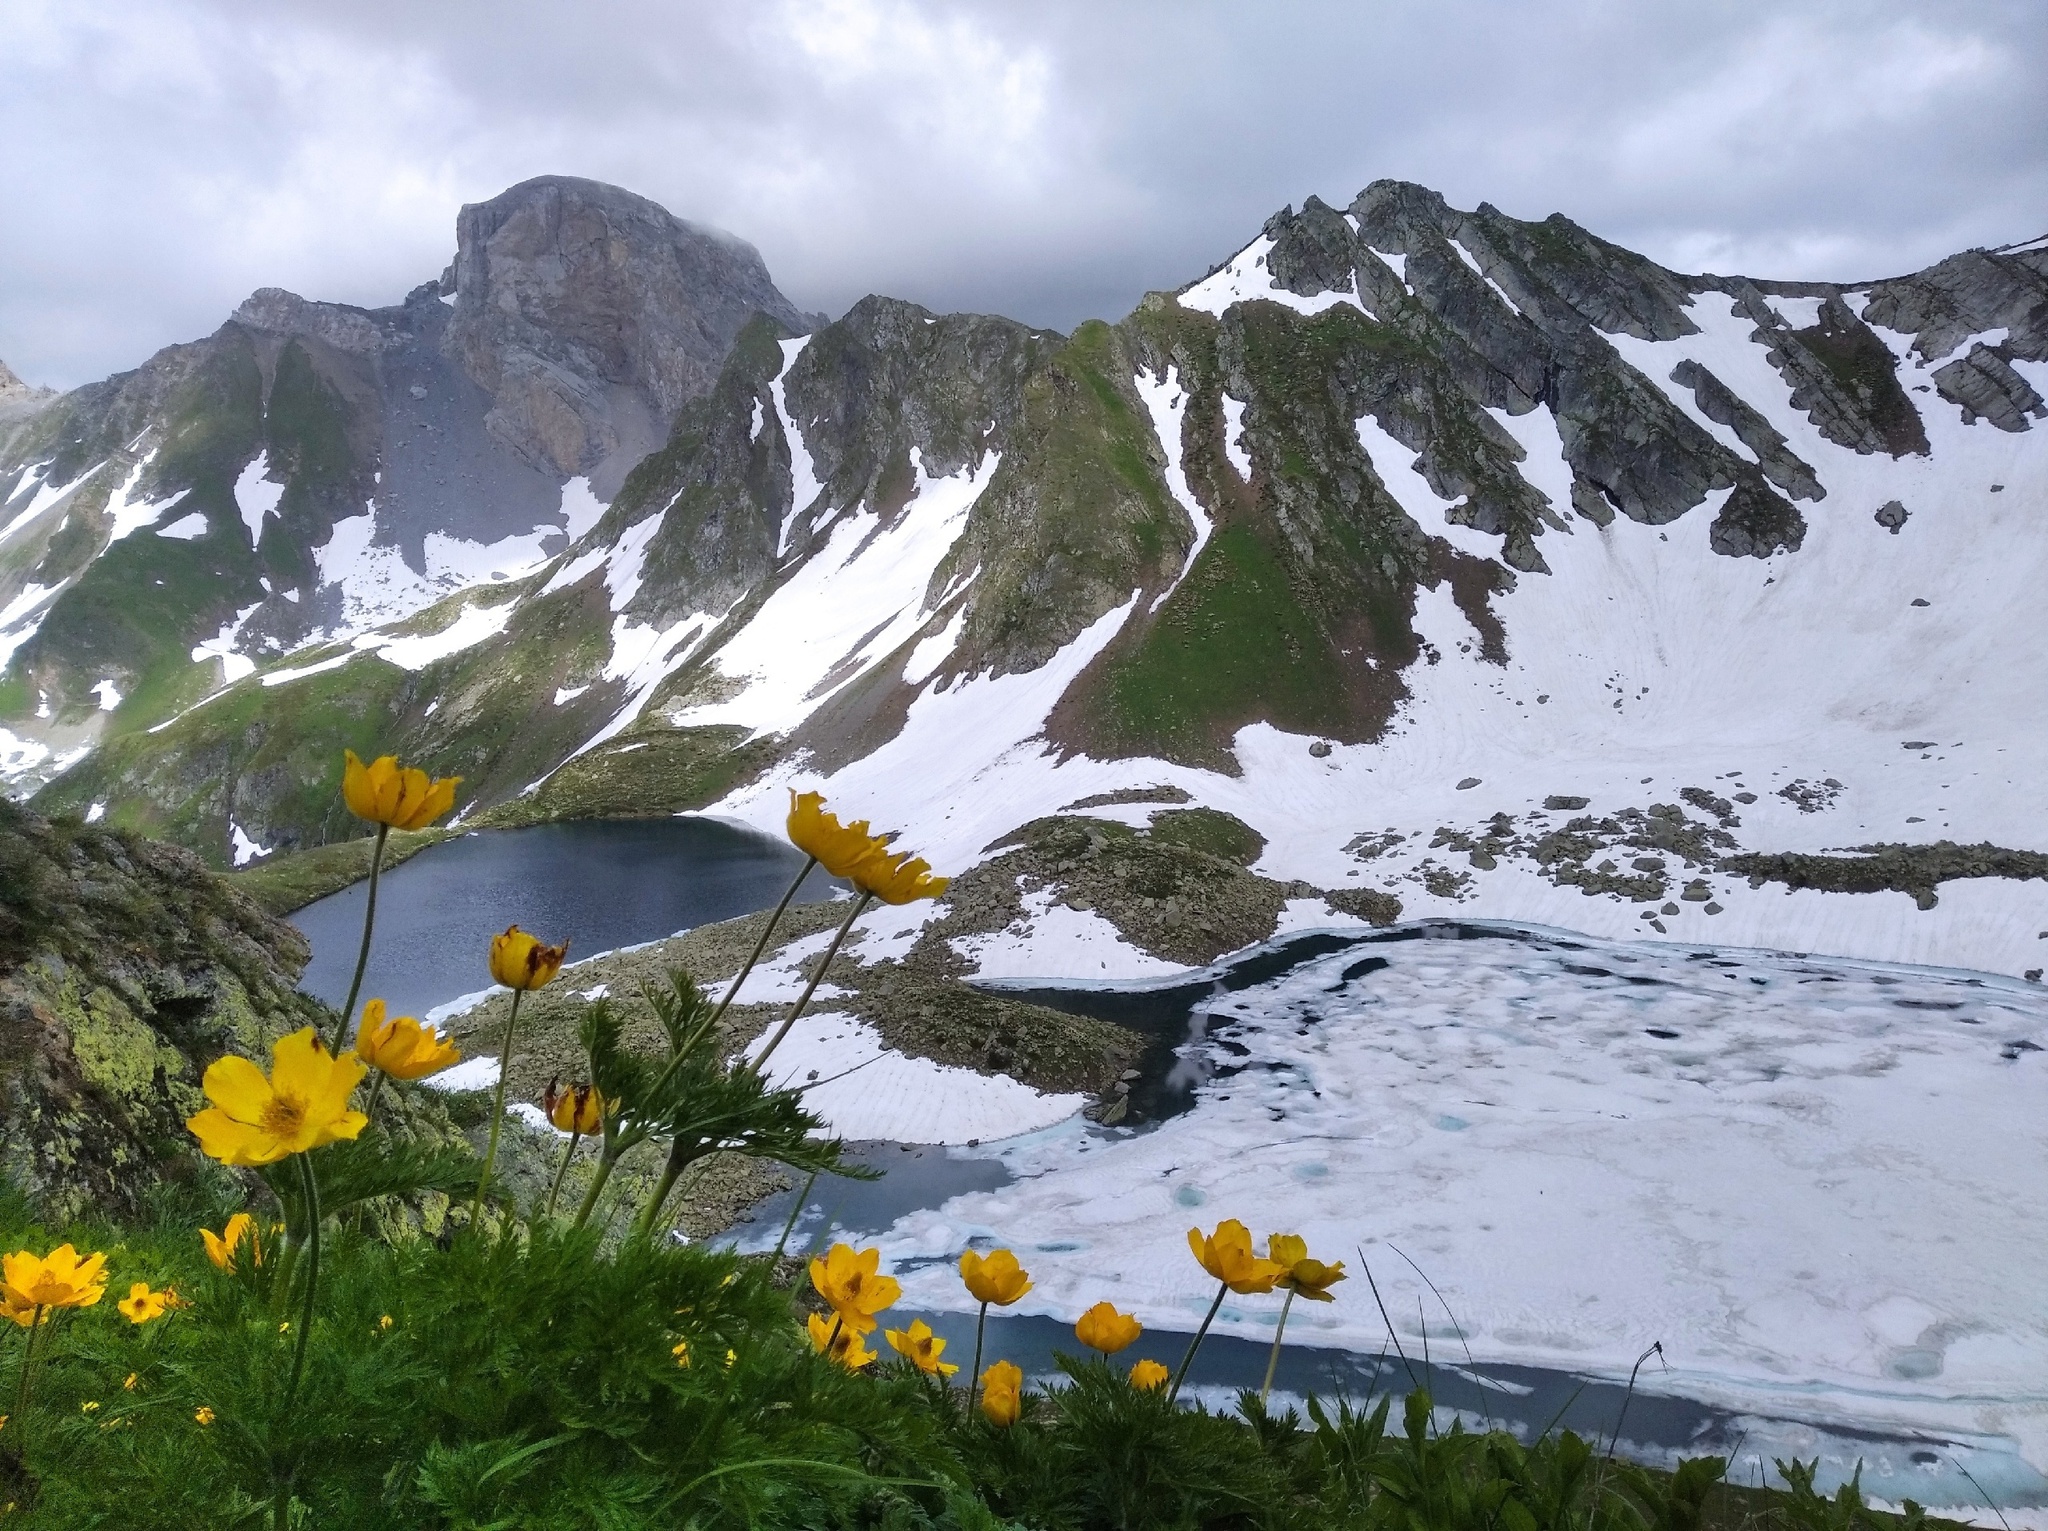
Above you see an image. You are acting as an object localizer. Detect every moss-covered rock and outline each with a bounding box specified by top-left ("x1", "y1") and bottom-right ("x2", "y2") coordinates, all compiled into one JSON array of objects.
[{"x1": 0, "y1": 799, "x2": 330, "y2": 1221}]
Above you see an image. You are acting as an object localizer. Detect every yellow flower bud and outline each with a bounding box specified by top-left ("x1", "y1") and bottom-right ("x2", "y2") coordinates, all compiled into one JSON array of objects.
[
  {"x1": 1074, "y1": 1301, "x2": 1142, "y2": 1355},
  {"x1": 489, "y1": 926, "x2": 568, "y2": 991}
]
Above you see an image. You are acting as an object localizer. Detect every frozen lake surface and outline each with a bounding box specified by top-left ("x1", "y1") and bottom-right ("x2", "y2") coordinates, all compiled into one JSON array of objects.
[{"x1": 744, "y1": 922, "x2": 2048, "y2": 1517}]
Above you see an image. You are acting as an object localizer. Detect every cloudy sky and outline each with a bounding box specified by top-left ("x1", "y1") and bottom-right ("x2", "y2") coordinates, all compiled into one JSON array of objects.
[{"x1": 4, "y1": 0, "x2": 2043, "y2": 389}]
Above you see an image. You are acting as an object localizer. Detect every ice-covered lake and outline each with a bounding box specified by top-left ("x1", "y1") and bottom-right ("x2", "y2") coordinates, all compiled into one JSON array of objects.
[{"x1": 741, "y1": 922, "x2": 2048, "y2": 1518}]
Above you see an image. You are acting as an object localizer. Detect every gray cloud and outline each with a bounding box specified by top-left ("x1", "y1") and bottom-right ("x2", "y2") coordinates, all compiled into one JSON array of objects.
[{"x1": 3, "y1": 0, "x2": 2042, "y2": 387}]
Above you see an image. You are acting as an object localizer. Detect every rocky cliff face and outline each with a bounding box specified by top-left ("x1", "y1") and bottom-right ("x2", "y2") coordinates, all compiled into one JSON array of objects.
[
  {"x1": 0, "y1": 178, "x2": 811, "y2": 796},
  {"x1": 15, "y1": 181, "x2": 2048, "y2": 981},
  {"x1": 0, "y1": 799, "x2": 327, "y2": 1221}
]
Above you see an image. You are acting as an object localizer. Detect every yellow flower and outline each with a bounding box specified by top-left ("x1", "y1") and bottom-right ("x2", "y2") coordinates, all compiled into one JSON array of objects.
[
  {"x1": 1129, "y1": 1358, "x2": 1170, "y2": 1390},
  {"x1": 201, "y1": 1213, "x2": 263, "y2": 1272},
  {"x1": 845, "y1": 842, "x2": 950, "y2": 905},
  {"x1": 342, "y1": 750, "x2": 460, "y2": 831},
  {"x1": 186, "y1": 1029, "x2": 368, "y2": 1166},
  {"x1": 2, "y1": 1245, "x2": 108, "y2": 1318},
  {"x1": 786, "y1": 790, "x2": 892, "y2": 879},
  {"x1": 489, "y1": 925, "x2": 568, "y2": 990},
  {"x1": 543, "y1": 1078, "x2": 607, "y2": 1134},
  {"x1": 1074, "y1": 1301, "x2": 1142, "y2": 1355},
  {"x1": 194, "y1": 1406, "x2": 215, "y2": 1426},
  {"x1": 1188, "y1": 1219, "x2": 1284, "y2": 1295},
  {"x1": 808, "y1": 1243, "x2": 900, "y2": 1334},
  {"x1": 806, "y1": 1311, "x2": 878, "y2": 1369},
  {"x1": 379, "y1": 1314, "x2": 393, "y2": 1332},
  {"x1": 980, "y1": 1359, "x2": 1023, "y2": 1426},
  {"x1": 117, "y1": 1283, "x2": 168, "y2": 1325},
  {"x1": 80, "y1": 1400, "x2": 99, "y2": 1415},
  {"x1": 959, "y1": 1248, "x2": 1032, "y2": 1306},
  {"x1": 672, "y1": 1338, "x2": 690, "y2": 1368},
  {"x1": 123, "y1": 1374, "x2": 139, "y2": 1392},
  {"x1": 352, "y1": 999, "x2": 461, "y2": 1080},
  {"x1": 1267, "y1": 1233, "x2": 1347, "y2": 1302},
  {"x1": 884, "y1": 1318, "x2": 959, "y2": 1377}
]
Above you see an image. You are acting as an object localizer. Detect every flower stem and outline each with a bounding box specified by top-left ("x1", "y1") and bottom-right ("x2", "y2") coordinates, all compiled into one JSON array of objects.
[
  {"x1": 771, "y1": 1168, "x2": 819, "y2": 1261},
  {"x1": 752, "y1": 891, "x2": 871, "y2": 1072},
  {"x1": 362, "y1": 1070, "x2": 387, "y2": 1125},
  {"x1": 710, "y1": 856, "x2": 815, "y2": 1027},
  {"x1": 1260, "y1": 1289, "x2": 1296, "y2": 1404},
  {"x1": 1167, "y1": 1281, "x2": 1228, "y2": 1406},
  {"x1": 543, "y1": 1130, "x2": 581, "y2": 1220},
  {"x1": 332, "y1": 824, "x2": 389, "y2": 1053},
  {"x1": 569, "y1": 1148, "x2": 617, "y2": 1231},
  {"x1": 283, "y1": 1154, "x2": 320, "y2": 1411},
  {"x1": 470, "y1": 987, "x2": 525, "y2": 1225},
  {"x1": 968, "y1": 1301, "x2": 988, "y2": 1416},
  {"x1": 13, "y1": 1307, "x2": 42, "y2": 1422},
  {"x1": 633, "y1": 1144, "x2": 689, "y2": 1239}
]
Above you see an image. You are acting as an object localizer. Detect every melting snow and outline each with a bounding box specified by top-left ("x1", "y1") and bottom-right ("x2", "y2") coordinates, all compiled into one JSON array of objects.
[
  {"x1": 359, "y1": 600, "x2": 514, "y2": 671},
  {"x1": 229, "y1": 821, "x2": 272, "y2": 866},
  {"x1": 102, "y1": 455, "x2": 174, "y2": 545},
  {"x1": 190, "y1": 602, "x2": 262, "y2": 684},
  {"x1": 745, "y1": 1011, "x2": 1085, "y2": 1145},
  {"x1": 1134, "y1": 368, "x2": 1213, "y2": 612},
  {"x1": 1220, "y1": 393, "x2": 1252, "y2": 480},
  {"x1": 84, "y1": 802, "x2": 104, "y2": 823},
  {"x1": 91, "y1": 679, "x2": 122, "y2": 711},
  {"x1": 668, "y1": 448, "x2": 998, "y2": 740},
  {"x1": 1177, "y1": 236, "x2": 1370, "y2": 319},
  {"x1": 1449, "y1": 238, "x2": 1524, "y2": 314},
  {"x1": 155, "y1": 511, "x2": 208, "y2": 540},
  {"x1": 770, "y1": 336, "x2": 825, "y2": 556},
  {"x1": 557, "y1": 476, "x2": 608, "y2": 541},
  {"x1": 1355, "y1": 413, "x2": 1497, "y2": 560},
  {"x1": 234, "y1": 454, "x2": 284, "y2": 546},
  {"x1": 1, "y1": 463, "x2": 99, "y2": 548}
]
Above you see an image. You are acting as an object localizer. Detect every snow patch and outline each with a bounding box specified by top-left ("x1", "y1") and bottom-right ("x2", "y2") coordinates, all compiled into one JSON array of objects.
[
  {"x1": 155, "y1": 511, "x2": 208, "y2": 540},
  {"x1": 904, "y1": 605, "x2": 968, "y2": 687},
  {"x1": 1220, "y1": 393, "x2": 1252, "y2": 480},
  {"x1": 770, "y1": 337, "x2": 825, "y2": 556},
  {"x1": 190, "y1": 602, "x2": 262, "y2": 684},
  {"x1": 90, "y1": 679, "x2": 122, "y2": 711},
  {"x1": 359, "y1": 600, "x2": 514, "y2": 671},
  {"x1": 667, "y1": 447, "x2": 997, "y2": 740},
  {"x1": 1355, "y1": 413, "x2": 1496, "y2": 560},
  {"x1": 1, "y1": 462, "x2": 100, "y2": 548},
  {"x1": 1133, "y1": 368, "x2": 1214, "y2": 612},
  {"x1": 102, "y1": 455, "x2": 173, "y2": 545},
  {"x1": 1449, "y1": 238, "x2": 1524, "y2": 314},
  {"x1": 746, "y1": 1011, "x2": 1085, "y2": 1144},
  {"x1": 1177, "y1": 236, "x2": 1370, "y2": 319},
  {"x1": 553, "y1": 683, "x2": 589, "y2": 706},
  {"x1": 557, "y1": 476, "x2": 608, "y2": 540},
  {"x1": 234, "y1": 454, "x2": 284, "y2": 546},
  {"x1": 229, "y1": 821, "x2": 272, "y2": 866},
  {"x1": 885, "y1": 933, "x2": 2048, "y2": 1481}
]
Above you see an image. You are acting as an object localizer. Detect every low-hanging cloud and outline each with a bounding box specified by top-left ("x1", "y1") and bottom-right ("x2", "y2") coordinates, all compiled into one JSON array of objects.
[{"x1": 3, "y1": 0, "x2": 2042, "y2": 388}]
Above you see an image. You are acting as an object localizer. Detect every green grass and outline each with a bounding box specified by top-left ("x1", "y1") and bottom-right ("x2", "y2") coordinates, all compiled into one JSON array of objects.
[
  {"x1": 0, "y1": 1190, "x2": 1960, "y2": 1531},
  {"x1": 1082, "y1": 523, "x2": 1352, "y2": 765}
]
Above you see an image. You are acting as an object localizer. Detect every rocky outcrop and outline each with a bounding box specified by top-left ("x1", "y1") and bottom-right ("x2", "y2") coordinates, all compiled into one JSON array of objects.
[
  {"x1": 0, "y1": 800, "x2": 328, "y2": 1221},
  {"x1": 1933, "y1": 343, "x2": 2047, "y2": 431},
  {"x1": 443, "y1": 176, "x2": 814, "y2": 490}
]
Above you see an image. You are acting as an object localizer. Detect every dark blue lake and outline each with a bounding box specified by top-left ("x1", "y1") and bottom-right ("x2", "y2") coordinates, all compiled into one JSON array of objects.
[{"x1": 290, "y1": 816, "x2": 838, "y2": 1019}]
